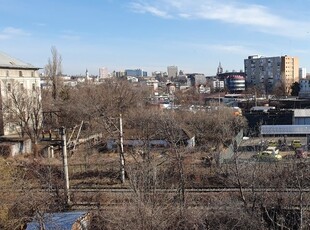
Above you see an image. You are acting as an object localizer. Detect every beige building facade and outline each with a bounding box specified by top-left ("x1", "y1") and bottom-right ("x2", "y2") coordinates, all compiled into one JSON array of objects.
[
  {"x1": 0, "y1": 52, "x2": 41, "y2": 136},
  {"x1": 281, "y1": 56, "x2": 299, "y2": 93}
]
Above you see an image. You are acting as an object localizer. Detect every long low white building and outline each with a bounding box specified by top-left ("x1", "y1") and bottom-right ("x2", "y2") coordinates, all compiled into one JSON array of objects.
[{"x1": 261, "y1": 125, "x2": 310, "y2": 135}]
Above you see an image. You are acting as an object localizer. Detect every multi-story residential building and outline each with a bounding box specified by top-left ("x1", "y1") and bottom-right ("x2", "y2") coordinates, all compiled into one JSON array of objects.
[
  {"x1": 282, "y1": 56, "x2": 299, "y2": 92},
  {"x1": 0, "y1": 52, "x2": 41, "y2": 136},
  {"x1": 244, "y1": 55, "x2": 299, "y2": 94},
  {"x1": 112, "y1": 71, "x2": 125, "y2": 78},
  {"x1": 167, "y1": 66, "x2": 178, "y2": 78},
  {"x1": 212, "y1": 79, "x2": 225, "y2": 91},
  {"x1": 186, "y1": 73, "x2": 206, "y2": 87}
]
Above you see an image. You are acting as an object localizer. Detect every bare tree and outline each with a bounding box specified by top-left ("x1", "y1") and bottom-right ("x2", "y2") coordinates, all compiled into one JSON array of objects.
[
  {"x1": 272, "y1": 80, "x2": 287, "y2": 97},
  {"x1": 183, "y1": 106, "x2": 247, "y2": 165},
  {"x1": 2, "y1": 80, "x2": 43, "y2": 156},
  {"x1": 45, "y1": 46, "x2": 62, "y2": 100},
  {"x1": 0, "y1": 157, "x2": 65, "y2": 229},
  {"x1": 58, "y1": 79, "x2": 144, "y2": 183}
]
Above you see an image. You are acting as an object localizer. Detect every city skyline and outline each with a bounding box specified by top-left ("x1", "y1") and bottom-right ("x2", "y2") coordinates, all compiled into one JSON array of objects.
[{"x1": 1, "y1": 0, "x2": 310, "y2": 76}]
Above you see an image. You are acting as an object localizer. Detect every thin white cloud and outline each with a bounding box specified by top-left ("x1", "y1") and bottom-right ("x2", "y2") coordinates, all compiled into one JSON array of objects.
[
  {"x1": 167, "y1": 40, "x2": 256, "y2": 55},
  {"x1": 199, "y1": 43, "x2": 256, "y2": 55},
  {"x1": 292, "y1": 49, "x2": 309, "y2": 54},
  {"x1": 178, "y1": 13, "x2": 191, "y2": 19},
  {"x1": 0, "y1": 27, "x2": 31, "y2": 40},
  {"x1": 5, "y1": 27, "x2": 30, "y2": 36},
  {"x1": 208, "y1": 44, "x2": 250, "y2": 53},
  {"x1": 129, "y1": 2, "x2": 172, "y2": 18},
  {"x1": 60, "y1": 34, "x2": 81, "y2": 41},
  {"x1": 129, "y1": 0, "x2": 310, "y2": 39},
  {"x1": 59, "y1": 30, "x2": 81, "y2": 41},
  {"x1": 0, "y1": 34, "x2": 9, "y2": 40}
]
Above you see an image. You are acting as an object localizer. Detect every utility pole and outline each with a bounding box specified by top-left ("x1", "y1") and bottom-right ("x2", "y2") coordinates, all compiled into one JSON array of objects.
[
  {"x1": 255, "y1": 88, "x2": 257, "y2": 107},
  {"x1": 119, "y1": 113, "x2": 125, "y2": 183},
  {"x1": 60, "y1": 127, "x2": 71, "y2": 206}
]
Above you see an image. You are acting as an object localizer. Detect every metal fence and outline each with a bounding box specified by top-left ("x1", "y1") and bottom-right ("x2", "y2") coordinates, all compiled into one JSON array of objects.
[{"x1": 220, "y1": 129, "x2": 243, "y2": 164}]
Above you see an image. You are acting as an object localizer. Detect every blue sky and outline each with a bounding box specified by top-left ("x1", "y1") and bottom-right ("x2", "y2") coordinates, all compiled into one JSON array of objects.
[{"x1": 1, "y1": 0, "x2": 310, "y2": 76}]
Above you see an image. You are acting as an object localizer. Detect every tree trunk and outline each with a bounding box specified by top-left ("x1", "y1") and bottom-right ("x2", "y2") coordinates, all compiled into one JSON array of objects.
[{"x1": 33, "y1": 139, "x2": 39, "y2": 158}]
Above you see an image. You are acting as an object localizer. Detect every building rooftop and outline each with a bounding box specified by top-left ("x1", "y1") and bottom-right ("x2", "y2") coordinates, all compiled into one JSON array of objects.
[
  {"x1": 0, "y1": 51, "x2": 39, "y2": 69},
  {"x1": 261, "y1": 125, "x2": 310, "y2": 135},
  {"x1": 26, "y1": 211, "x2": 89, "y2": 230},
  {"x1": 293, "y1": 109, "x2": 310, "y2": 117}
]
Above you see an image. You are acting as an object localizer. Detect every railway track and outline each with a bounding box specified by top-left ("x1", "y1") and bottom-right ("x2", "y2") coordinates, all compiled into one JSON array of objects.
[
  {"x1": 68, "y1": 187, "x2": 310, "y2": 210},
  {"x1": 68, "y1": 187, "x2": 310, "y2": 193},
  {"x1": 2, "y1": 186, "x2": 304, "y2": 210},
  {"x1": 2, "y1": 187, "x2": 310, "y2": 193}
]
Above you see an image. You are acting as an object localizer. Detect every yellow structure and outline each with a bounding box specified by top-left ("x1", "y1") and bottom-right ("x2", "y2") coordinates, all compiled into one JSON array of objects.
[{"x1": 281, "y1": 55, "x2": 299, "y2": 94}]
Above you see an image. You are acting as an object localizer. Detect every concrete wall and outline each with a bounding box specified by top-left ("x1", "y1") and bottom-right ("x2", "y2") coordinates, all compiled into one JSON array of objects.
[{"x1": 0, "y1": 138, "x2": 32, "y2": 157}]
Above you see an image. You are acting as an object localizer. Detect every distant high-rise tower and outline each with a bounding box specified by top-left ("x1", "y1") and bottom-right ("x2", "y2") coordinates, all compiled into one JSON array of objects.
[
  {"x1": 217, "y1": 62, "x2": 223, "y2": 75},
  {"x1": 99, "y1": 67, "x2": 109, "y2": 79},
  {"x1": 167, "y1": 66, "x2": 178, "y2": 78}
]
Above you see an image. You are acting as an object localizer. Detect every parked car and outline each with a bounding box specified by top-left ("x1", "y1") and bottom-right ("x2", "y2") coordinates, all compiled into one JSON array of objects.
[
  {"x1": 291, "y1": 139, "x2": 302, "y2": 149},
  {"x1": 268, "y1": 140, "x2": 278, "y2": 147},
  {"x1": 254, "y1": 146, "x2": 282, "y2": 162}
]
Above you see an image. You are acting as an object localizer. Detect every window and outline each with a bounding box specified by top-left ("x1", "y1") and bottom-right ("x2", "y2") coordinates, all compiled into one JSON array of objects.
[
  {"x1": 19, "y1": 71, "x2": 23, "y2": 77},
  {"x1": 32, "y1": 83, "x2": 36, "y2": 91},
  {"x1": 6, "y1": 70, "x2": 9, "y2": 77},
  {"x1": 20, "y1": 83, "x2": 24, "y2": 90},
  {"x1": 31, "y1": 71, "x2": 34, "y2": 77},
  {"x1": 7, "y1": 83, "x2": 11, "y2": 92}
]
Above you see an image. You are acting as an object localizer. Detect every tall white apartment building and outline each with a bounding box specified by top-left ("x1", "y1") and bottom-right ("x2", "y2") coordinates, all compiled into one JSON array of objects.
[
  {"x1": 244, "y1": 55, "x2": 299, "y2": 94},
  {"x1": 299, "y1": 67, "x2": 307, "y2": 79}
]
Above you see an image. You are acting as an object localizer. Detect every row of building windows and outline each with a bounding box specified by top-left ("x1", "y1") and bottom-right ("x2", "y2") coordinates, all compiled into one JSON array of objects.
[
  {"x1": 5, "y1": 70, "x2": 35, "y2": 77},
  {"x1": 7, "y1": 83, "x2": 37, "y2": 92}
]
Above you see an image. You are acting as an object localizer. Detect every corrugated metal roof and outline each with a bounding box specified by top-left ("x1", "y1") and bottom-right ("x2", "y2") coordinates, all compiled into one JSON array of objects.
[
  {"x1": 261, "y1": 125, "x2": 310, "y2": 135},
  {"x1": 26, "y1": 211, "x2": 88, "y2": 230},
  {"x1": 293, "y1": 109, "x2": 310, "y2": 117},
  {"x1": 0, "y1": 51, "x2": 38, "y2": 69}
]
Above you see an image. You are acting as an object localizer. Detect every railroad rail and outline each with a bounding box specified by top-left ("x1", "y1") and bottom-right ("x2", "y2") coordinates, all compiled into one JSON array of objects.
[
  {"x1": 2, "y1": 187, "x2": 310, "y2": 193},
  {"x1": 69, "y1": 187, "x2": 310, "y2": 193}
]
